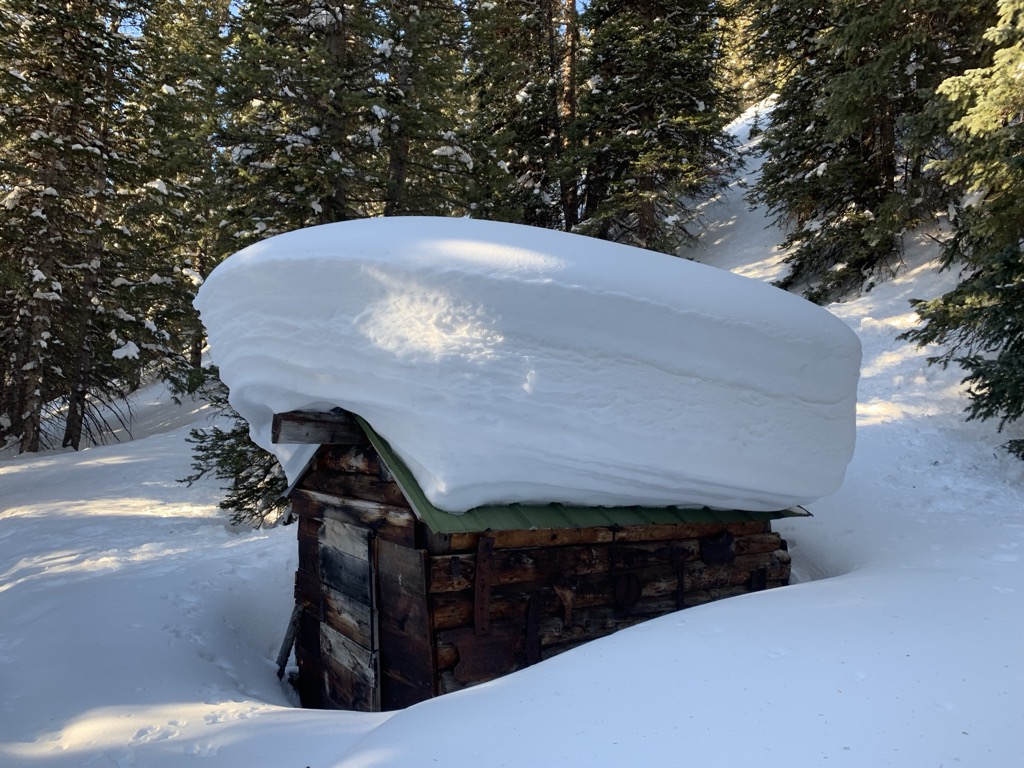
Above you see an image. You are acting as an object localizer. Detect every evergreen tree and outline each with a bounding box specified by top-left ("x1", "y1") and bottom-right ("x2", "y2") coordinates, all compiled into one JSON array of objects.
[
  {"x1": 902, "y1": 0, "x2": 1024, "y2": 458},
  {"x1": 187, "y1": 0, "x2": 369, "y2": 524},
  {"x1": 219, "y1": 0, "x2": 380, "y2": 243},
  {"x1": 745, "y1": 0, "x2": 994, "y2": 302},
  {"x1": 463, "y1": 0, "x2": 581, "y2": 230},
  {"x1": 577, "y1": 0, "x2": 739, "y2": 253},
  {"x1": 195, "y1": 0, "x2": 471, "y2": 524},
  {"x1": 180, "y1": 371, "x2": 289, "y2": 527},
  {"x1": 371, "y1": 0, "x2": 471, "y2": 217},
  {"x1": 134, "y1": 0, "x2": 232, "y2": 393},
  {"x1": 0, "y1": 0, "x2": 164, "y2": 451}
]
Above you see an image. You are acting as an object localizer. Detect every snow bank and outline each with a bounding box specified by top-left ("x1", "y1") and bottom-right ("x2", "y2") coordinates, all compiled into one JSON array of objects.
[{"x1": 195, "y1": 217, "x2": 861, "y2": 512}]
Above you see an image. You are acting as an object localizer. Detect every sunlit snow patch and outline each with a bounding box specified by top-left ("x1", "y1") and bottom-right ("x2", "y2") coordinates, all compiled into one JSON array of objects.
[{"x1": 195, "y1": 217, "x2": 861, "y2": 513}]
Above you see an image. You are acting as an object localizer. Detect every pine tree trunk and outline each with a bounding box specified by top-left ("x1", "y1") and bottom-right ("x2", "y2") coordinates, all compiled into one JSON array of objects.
[
  {"x1": 383, "y1": 6, "x2": 417, "y2": 217},
  {"x1": 62, "y1": 327, "x2": 92, "y2": 450},
  {"x1": 557, "y1": 0, "x2": 580, "y2": 231},
  {"x1": 19, "y1": 305, "x2": 50, "y2": 453},
  {"x1": 6, "y1": 325, "x2": 32, "y2": 449},
  {"x1": 0, "y1": 329, "x2": 10, "y2": 445},
  {"x1": 323, "y1": 12, "x2": 353, "y2": 222},
  {"x1": 61, "y1": 258, "x2": 101, "y2": 450},
  {"x1": 189, "y1": 245, "x2": 206, "y2": 371}
]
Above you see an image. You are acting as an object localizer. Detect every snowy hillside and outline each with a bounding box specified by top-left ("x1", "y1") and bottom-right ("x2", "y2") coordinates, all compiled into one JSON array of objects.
[{"x1": 1, "y1": 107, "x2": 1021, "y2": 767}]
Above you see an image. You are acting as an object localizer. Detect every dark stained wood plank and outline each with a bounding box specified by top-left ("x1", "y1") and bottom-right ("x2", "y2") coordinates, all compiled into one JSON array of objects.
[
  {"x1": 431, "y1": 591, "x2": 525, "y2": 632},
  {"x1": 376, "y1": 539, "x2": 435, "y2": 708},
  {"x1": 297, "y1": 532, "x2": 319, "y2": 579},
  {"x1": 294, "y1": 608, "x2": 324, "y2": 708},
  {"x1": 429, "y1": 565, "x2": 697, "y2": 632},
  {"x1": 525, "y1": 595, "x2": 541, "y2": 665},
  {"x1": 681, "y1": 550, "x2": 788, "y2": 591},
  {"x1": 294, "y1": 567, "x2": 322, "y2": 619},
  {"x1": 736, "y1": 550, "x2": 790, "y2": 575},
  {"x1": 436, "y1": 623, "x2": 520, "y2": 684},
  {"x1": 473, "y1": 536, "x2": 495, "y2": 635},
  {"x1": 430, "y1": 547, "x2": 605, "y2": 593},
  {"x1": 379, "y1": 670, "x2": 433, "y2": 711},
  {"x1": 320, "y1": 542, "x2": 373, "y2": 605},
  {"x1": 435, "y1": 640, "x2": 458, "y2": 672},
  {"x1": 272, "y1": 409, "x2": 366, "y2": 445},
  {"x1": 291, "y1": 493, "x2": 324, "y2": 522},
  {"x1": 700, "y1": 530, "x2": 736, "y2": 565}
]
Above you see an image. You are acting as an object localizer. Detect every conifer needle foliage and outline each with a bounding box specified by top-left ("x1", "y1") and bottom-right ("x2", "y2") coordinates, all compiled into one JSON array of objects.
[
  {"x1": 743, "y1": 0, "x2": 994, "y2": 303},
  {"x1": 902, "y1": 0, "x2": 1024, "y2": 458},
  {"x1": 6, "y1": 0, "x2": 1024, "y2": 519}
]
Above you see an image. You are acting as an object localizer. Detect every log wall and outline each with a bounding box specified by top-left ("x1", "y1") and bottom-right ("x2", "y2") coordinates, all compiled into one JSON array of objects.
[{"x1": 289, "y1": 439, "x2": 792, "y2": 712}]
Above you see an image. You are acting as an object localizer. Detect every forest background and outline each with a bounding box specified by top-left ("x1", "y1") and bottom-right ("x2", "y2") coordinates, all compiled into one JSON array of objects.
[{"x1": 2, "y1": 0, "x2": 1021, "y2": 524}]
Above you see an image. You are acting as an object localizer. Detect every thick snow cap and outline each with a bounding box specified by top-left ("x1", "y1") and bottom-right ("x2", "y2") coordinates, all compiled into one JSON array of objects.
[{"x1": 195, "y1": 217, "x2": 861, "y2": 513}]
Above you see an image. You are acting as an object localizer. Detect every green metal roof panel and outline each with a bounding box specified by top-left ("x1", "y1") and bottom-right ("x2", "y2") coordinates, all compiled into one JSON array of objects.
[{"x1": 355, "y1": 416, "x2": 810, "y2": 535}]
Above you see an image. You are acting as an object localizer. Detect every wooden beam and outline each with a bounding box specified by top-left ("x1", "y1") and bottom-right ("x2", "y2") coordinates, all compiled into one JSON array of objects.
[
  {"x1": 272, "y1": 409, "x2": 367, "y2": 445},
  {"x1": 474, "y1": 536, "x2": 495, "y2": 636}
]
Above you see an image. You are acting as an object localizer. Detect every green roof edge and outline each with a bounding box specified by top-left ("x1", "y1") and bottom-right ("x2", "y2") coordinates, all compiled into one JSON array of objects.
[{"x1": 354, "y1": 415, "x2": 810, "y2": 535}]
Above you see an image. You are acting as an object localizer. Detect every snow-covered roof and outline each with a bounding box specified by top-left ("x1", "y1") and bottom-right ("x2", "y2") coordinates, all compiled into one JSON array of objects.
[{"x1": 195, "y1": 216, "x2": 861, "y2": 513}]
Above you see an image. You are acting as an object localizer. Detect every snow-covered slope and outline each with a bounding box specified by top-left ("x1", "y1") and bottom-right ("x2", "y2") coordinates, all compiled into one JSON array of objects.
[
  {"x1": 195, "y1": 216, "x2": 860, "y2": 512},
  {"x1": 1, "y1": 105, "x2": 1021, "y2": 768}
]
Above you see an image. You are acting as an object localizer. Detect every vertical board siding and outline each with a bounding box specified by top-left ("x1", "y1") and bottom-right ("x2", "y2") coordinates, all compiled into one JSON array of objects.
[{"x1": 376, "y1": 539, "x2": 436, "y2": 709}]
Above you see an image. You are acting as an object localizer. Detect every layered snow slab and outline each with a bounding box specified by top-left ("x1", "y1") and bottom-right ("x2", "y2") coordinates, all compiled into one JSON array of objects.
[{"x1": 195, "y1": 217, "x2": 861, "y2": 512}]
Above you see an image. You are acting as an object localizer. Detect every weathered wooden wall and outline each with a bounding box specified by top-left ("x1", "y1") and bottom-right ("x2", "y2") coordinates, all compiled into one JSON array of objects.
[
  {"x1": 291, "y1": 436, "x2": 422, "y2": 711},
  {"x1": 288, "y1": 429, "x2": 792, "y2": 712},
  {"x1": 424, "y1": 522, "x2": 790, "y2": 694}
]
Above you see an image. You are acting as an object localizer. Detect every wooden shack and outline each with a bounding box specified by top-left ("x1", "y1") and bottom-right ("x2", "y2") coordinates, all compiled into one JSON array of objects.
[{"x1": 274, "y1": 408, "x2": 802, "y2": 712}]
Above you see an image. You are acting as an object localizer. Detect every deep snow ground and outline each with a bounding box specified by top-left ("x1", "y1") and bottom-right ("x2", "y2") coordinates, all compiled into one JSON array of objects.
[
  {"x1": 1, "y1": 106, "x2": 1022, "y2": 767},
  {"x1": 0, "y1": 392, "x2": 389, "y2": 765}
]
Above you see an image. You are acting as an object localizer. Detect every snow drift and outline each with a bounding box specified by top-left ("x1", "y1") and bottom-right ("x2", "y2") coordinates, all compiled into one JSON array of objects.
[{"x1": 195, "y1": 216, "x2": 861, "y2": 512}]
